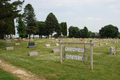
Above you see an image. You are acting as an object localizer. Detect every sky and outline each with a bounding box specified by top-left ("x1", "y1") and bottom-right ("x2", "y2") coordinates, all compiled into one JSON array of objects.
[{"x1": 14, "y1": 0, "x2": 120, "y2": 32}]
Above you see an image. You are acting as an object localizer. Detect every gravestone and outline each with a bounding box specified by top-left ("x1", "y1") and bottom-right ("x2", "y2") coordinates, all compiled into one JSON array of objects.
[
  {"x1": 99, "y1": 43, "x2": 102, "y2": 46},
  {"x1": 46, "y1": 44, "x2": 50, "y2": 47},
  {"x1": 52, "y1": 49, "x2": 60, "y2": 53},
  {"x1": 29, "y1": 38, "x2": 33, "y2": 42},
  {"x1": 15, "y1": 43, "x2": 20, "y2": 45},
  {"x1": 5, "y1": 39, "x2": 11, "y2": 43},
  {"x1": 6, "y1": 47, "x2": 14, "y2": 50},
  {"x1": 28, "y1": 52, "x2": 38, "y2": 56},
  {"x1": 56, "y1": 43, "x2": 59, "y2": 46},
  {"x1": 18, "y1": 39, "x2": 24, "y2": 42},
  {"x1": 28, "y1": 42, "x2": 36, "y2": 48},
  {"x1": 105, "y1": 43, "x2": 108, "y2": 45},
  {"x1": 109, "y1": 46, "x2": 116, "y2": 55}
]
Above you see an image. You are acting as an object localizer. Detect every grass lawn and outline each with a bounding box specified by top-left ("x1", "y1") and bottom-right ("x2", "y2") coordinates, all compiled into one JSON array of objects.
[
  {"x1": 0, "y1": 68, "x2": 20, "y2": 80},
  {"x1": 0, "y1": 38, "x2": 120, "y2": 80}
]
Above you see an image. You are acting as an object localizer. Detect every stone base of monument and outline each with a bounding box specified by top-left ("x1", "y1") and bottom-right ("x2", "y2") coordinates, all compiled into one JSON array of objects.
[{"x1": 27, "y1": 42, "x2": 36, "y2": 48}]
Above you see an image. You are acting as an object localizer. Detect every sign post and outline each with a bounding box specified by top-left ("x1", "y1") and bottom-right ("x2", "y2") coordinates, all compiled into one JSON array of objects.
[{"x1": 59, "y1": 40, "x2": 94, "y2": 70}]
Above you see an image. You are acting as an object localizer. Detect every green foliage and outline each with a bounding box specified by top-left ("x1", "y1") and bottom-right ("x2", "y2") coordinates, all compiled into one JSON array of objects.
[
  {"x1": 45, "y1": 12, "x2": 60, "y2": 37},
  {"x1": 16, "y1": 17, "x2": 26, "y2": 38},
  {"x1": 99, "y1": 24, "x2": 119, "y2": 38},
  {"x1": 0, "y1": 0, "x2": 24, "y2": 39},
  {"x1": 36, "y1": 21, "x2": 46, "y2": 38},
  {"x1": 69, "y1": 26, "x2": 80, "y2": 38},
  {"x1": 23, "y1": 3, "x2": 37, "y2": 38},
  {"x1": 61, "y1": 22, "x2": 67, "y2": 37},
  {"x1": 83, "y1": 26, "x2": 89, "y2": 38}
]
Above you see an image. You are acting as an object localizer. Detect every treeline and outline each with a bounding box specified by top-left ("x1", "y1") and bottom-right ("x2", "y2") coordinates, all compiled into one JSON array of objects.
[{"x1": 0, "y1": 1, "x2": 119, "y2": 39}]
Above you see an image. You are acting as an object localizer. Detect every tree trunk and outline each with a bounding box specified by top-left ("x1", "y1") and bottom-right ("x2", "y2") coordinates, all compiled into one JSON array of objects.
[{"x1": 41, "y1": 35, "x2": 42, "y2": 38}]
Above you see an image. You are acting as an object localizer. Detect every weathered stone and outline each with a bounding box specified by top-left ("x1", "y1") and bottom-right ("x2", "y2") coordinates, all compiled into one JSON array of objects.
[
  {"x1": 6, "y1": 47, "x2": 14, "y2": 50},
  {"x1": 5, "y1": 39, "x2": 11, "y2": 43},
  {"x1": 15, "y1": 43, "x2": 20, "y2": 45},
  {"x1": 28, "y1": 52, "x2": 38, "y2": 56},
  {"x1": 28, "y1": 42, "x2": 36, "y2": 48},
  {"x1": 52, "y1": 49, "x2": 60, "y2": 53},
  {"x1": 29, "y1": 38, "x2": 33, "y2": 42},
  {"x1": 109, "y1": 46, "x2": 116, "y2": 55}
]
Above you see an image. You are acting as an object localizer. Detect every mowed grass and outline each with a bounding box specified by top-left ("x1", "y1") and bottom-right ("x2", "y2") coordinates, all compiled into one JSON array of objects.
[
  {"x1": 0, "y1": 68, "x2": 20, "y2": 80},
  {"x1": 0, "y1": 38, "x2": 120, "y2": 80}
]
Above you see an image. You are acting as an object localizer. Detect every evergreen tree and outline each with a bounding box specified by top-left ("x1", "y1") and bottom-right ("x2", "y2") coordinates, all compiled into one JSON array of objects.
[
  {"x1": 0, "y1": 0, "x2": 24, "y2": 39},
  {"x1": 45, "y1": 12, "x2": 60, "y2": 37},
  {"x1": 61, "y1": 22, "x2": 67, "y2": 38},
  {"x1": 23, "y1": 3, "x2": 37, "y2": 39},
  {"x1": 83, "y1": 26, "x2": 89, "y2": 38},
  {"x1": 16, "y1": 17, "x2": 26, "y2": 38}
]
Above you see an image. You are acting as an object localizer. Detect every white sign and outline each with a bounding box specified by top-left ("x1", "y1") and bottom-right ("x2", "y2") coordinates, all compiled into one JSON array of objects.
[
  {"x1": 63, "y1": 54, "x2": 87, "y2": 61},
  {"x1": 63, "y1": 47, "x2": 88, "y2": 53}
]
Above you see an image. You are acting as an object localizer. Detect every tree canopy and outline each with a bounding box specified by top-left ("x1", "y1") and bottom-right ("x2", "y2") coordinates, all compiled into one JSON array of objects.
[
  {"x1": 0, "y1": 0, "x2": 24, "y2": 38},
  {"x1": 45, "y1": 12, "x2": 60, "y2": 37},
  {"x1": 61, "y1": 22, "x2": 67, "y2": 38},
  {"x1": 99, "y1": 24, "x2": 119, "y2": 38}
]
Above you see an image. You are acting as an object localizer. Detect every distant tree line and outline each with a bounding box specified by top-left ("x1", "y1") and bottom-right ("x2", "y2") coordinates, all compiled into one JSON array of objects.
[{"x1": 0, "y1": 1, "x2": 119, "y2": 39}]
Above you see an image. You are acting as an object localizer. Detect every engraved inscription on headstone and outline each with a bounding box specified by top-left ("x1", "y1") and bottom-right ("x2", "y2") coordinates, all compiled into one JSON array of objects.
[
  {"x1": 6, "y1": 47, "x2": 14, "y2": 50},
  {"x1": 52, "y1": 49, "x2": 60, "y2": 53},
  {"x1": 5, "y1": 39, "x2": 11, "y2": 43},
  {"x1": 28, "y1": 42, "x2": 36, "y2": 48},
  {"x1": 28, "y1": 52, "x2": 38, "y2": 56}
]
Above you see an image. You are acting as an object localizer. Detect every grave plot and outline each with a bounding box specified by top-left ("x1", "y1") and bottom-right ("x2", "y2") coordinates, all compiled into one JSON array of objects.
[
  {"x1": 27, "y1": 42, "x2": 36, "y2": 48},
  {"x1": 5, "y1": 39, "x2": 11, "y2": 43},
  {"x1": 28, "y1": 52, "x2": 38, "y2": 56},
  {"x1": 6, "y1": 47, "x2": 14, "y2": 50}
]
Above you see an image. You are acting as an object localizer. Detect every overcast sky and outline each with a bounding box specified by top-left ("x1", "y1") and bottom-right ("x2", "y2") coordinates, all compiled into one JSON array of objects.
[{"x1": 16, "y1": 0, "x2": 120, "y2": 32}]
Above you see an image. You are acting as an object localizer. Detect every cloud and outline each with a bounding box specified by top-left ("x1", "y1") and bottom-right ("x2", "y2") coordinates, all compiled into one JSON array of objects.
[
  {"x1": 74, "y1": 17, "x2": 102, "y2": 20},
  {"x1": 22, "y1": 0, "x2": 119, "y2": 8}
]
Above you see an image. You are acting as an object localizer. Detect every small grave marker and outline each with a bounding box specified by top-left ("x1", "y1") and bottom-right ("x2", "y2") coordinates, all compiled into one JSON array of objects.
[
  {"x1": 52, "y1": 49, "x2": 60, "y2": 53},
  {"x1": 29, "y1": 38, "x2": 33, "y2": 42},
  {"x1": 56, "y1": 43, "x2": 59, "y2": 46},
  {"x1": 15, "y1": 43, "x2": 20, "y2": 45},
  {"x1": 5, "y1": 39, "x2": 11, "y2": 43},
  {"x1": 28, "y1": 42, "x2": 36, "y2": 48},
  {"x1": 46, "y1": 44, "x2": 50, "y2": 47},
  {"x1": 28, "y1": 52, "x2": 38, "y2": 56},
  {"x1": 105, "y1": 43, "x2": 108, "y2": 45},
  {"x1": 6, "y1": 47, "x2": 14, "y2": 50}
]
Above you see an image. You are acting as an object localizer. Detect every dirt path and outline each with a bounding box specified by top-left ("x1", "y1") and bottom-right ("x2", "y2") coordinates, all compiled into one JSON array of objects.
[{"x1": 0, "y1": 58, "x2": 45, "y2": 80}]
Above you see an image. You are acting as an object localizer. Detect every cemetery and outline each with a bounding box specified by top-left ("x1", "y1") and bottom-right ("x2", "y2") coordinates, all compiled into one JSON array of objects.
[{"x1": 0, "y1": 38, "x2": 120, "y2": 80}]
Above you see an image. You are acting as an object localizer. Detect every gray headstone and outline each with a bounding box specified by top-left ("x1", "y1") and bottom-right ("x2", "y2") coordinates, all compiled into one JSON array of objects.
[
  {"x1": 15, "y1": 43, "x2": 20, "y2": 45},
  {"x1": 5, "y1": 39, "x2": 11, "y2": 43},
  {"x1": 109, "y1": 46, "x2": 116, "y2": 55},
  {"x1": 28, "y1": 42, "x2": 36, "y2": 48},
  {"x1": 28, "y1": 52, "x2": 38, "y2": 56},
  {"x1": 46, "y1": 44, "x2": 50, "y2": 47}
]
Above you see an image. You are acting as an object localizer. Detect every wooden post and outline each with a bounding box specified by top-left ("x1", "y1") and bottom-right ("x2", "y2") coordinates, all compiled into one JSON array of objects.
[
  {"x1": 90, "y1": 40, "x2": 93, "y2": 70},
  {"x1": 59, "y1": 41, "x2": 62, "y2": 63}
]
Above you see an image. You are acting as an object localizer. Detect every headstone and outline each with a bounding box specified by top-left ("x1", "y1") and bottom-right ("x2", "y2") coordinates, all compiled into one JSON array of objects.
[
  {"x1": 6, "y1": 47, "x2": 14, "y2": 50},
  {"x1": 93, "y1": 44, "x2": 96, "y2": 47},
  {"x1": 18, "y1": 39, "x2": 24, "y2": 42},
  {"x1": 52, "y1": 49, "x2": 60, "y2": 53},
  {"x1": 15, "y1": 43, "x2": 20, "y2": 45},
  {"x1": 5, "y1": 39, "x2": 11, "y2": 43},
  {"x1": 116, "y1": 41, "x2": 118, "y2": 43},
  {"x1": 46, "y1": 44, "x2": 50, "y2": 47},
  {"x1": 105, "y1": 43, "x2": 108, "y2": 45},
  {"x1": 56, "y1": 43, "x2": 59, "y2": 46},
  {"x1": 29, "y1": 38, "x2": 33, "y2": 42},
  {"x1": 28, "y1": 52, "x2": 38, "y2": 56},
  {"x1": 109, "y1": 46, "x2": 116, "y2": 55},
  {"x1": 99, "y1": 43, "x2": 102, "y2": 46},
  {"x1": 28, "y1": 42, "x2": 36, "y2": 48},
  {"x1": 52, "y1": 41, "x2": 55, "y2": 43}
]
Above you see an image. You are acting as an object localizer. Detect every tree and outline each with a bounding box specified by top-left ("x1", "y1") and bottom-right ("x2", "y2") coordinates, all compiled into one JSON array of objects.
[
  {"x1": 61, "y1": 22, "x2": 67, "y2": 38},
  {"x1": 83, "y1": 26, "x2": 89, "y2": 38},
  {"x1": 16, "y1": 17, "x2": 26, "y2": 38},
  {"x1": 68, "y1": 26, "x2": 80, "y2": 38},
  {"x1": 23, "y1": 3, "x2": 37, "y2": 39},
  {"x1": 37, "y1": 21, "x2": 46, "y2": 38},
  {"x1": 99, "y1": 24, "x2": 119, "y2": 38},
  {"x1": 45, "y1": 12, "x2": 60, "y2": 37},
  {"x1": 0, "y1": 0, "x2": 24, "y2": 39}
]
